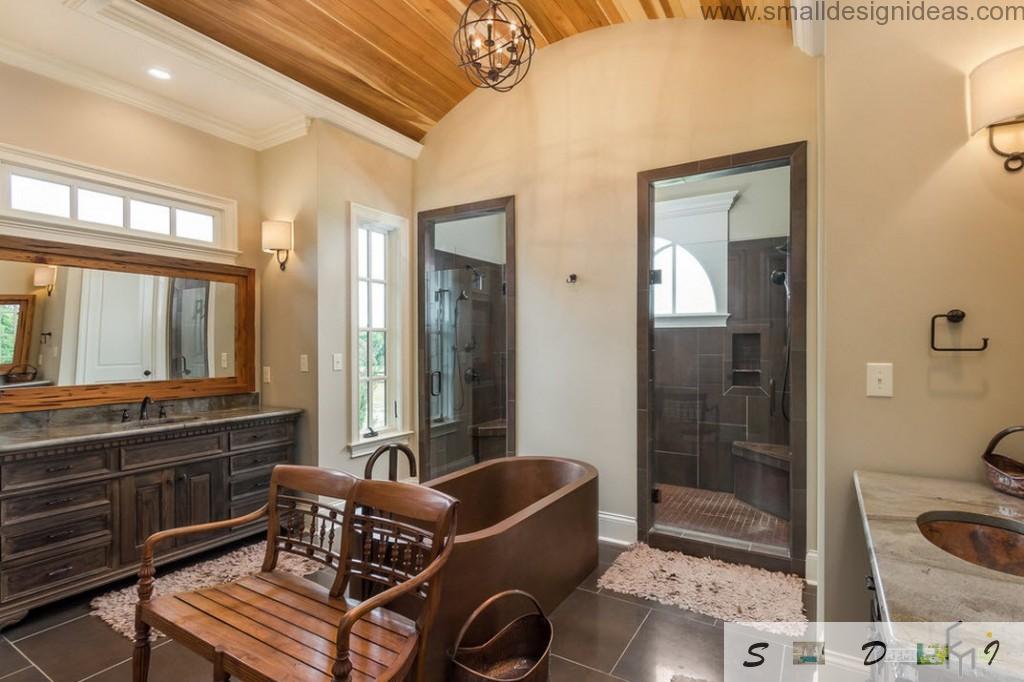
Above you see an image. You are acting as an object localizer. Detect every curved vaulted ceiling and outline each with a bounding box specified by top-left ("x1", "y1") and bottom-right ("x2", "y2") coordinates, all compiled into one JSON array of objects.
[{"x1": 137, "y1": 0, "x2": 787, "y2": 142}]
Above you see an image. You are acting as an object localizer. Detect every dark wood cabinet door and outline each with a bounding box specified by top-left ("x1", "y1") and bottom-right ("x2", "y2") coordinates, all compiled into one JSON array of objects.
[
  {"x1": 174, "y1": 459, "x2": 227, "y2": 548},
  {"x1": 119, "y1": 469, "x2": 175, "y2": 564}
]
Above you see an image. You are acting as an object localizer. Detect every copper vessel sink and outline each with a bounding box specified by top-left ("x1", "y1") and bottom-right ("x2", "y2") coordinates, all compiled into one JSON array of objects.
[{"x1": 917, "y1": 511, "x2": 1024, "y2": 577}]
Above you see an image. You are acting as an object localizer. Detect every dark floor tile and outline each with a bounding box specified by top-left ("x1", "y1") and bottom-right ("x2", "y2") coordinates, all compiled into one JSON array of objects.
[
  {"x1": 87, "y1": 640, "x2": 211, "y2": 682},
  {"x1": 16, "y1": 615, "x2": 133, "y2": 682},
  {"x1": 550, "y1": 655, "x2": 623, "y2": 681},
  {"x1": 598, "y1": 542, "x2": 628, "y2": 564},
  {"x1": 612, "y1": 609, "x2": 724, "y2": 682},
  {"x1": 3, "y1": 593, "x2": 93, "y2": 642},
  {"x1": 550, "y1": 589, "x2": 649, "y2": 673},
  {"x1": 596, "y1": 589, "x2": 720, "y2": 627},
  {"x1": 0, "y1": 639, "x2": 30, "y2": 678},
  {"x1": 579, "y1": 562, "x2": 611, "y2": 593},
  {"x1": 0, "y1": 667, "x2": 48, "y2": 682}
]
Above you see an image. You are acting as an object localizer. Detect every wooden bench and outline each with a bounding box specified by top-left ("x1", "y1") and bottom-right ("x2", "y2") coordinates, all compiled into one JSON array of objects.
[{"x1": 132, "y1": 465, "x2": 458, "y2": 681}]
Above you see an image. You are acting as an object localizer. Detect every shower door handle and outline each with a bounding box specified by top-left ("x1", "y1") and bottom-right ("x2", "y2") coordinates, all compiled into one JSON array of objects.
[
  {"x1": 429, "y1": 371, "x2": 442, "y2": 397},
  {"x1": 769, "y1": 377, "x2": 776, "y2": 416}
]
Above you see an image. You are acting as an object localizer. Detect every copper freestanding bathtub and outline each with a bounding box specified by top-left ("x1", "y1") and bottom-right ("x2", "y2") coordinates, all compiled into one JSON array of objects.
[{"x1": 416, "y1": 456, "x2": 598, "y2": 680}]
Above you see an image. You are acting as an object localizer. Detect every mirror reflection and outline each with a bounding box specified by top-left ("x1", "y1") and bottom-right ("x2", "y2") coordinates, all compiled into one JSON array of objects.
[
  {"x1": 0, "y1": 260, "x2": 236, "y2": 388},
  {"x1": 425, "y1": 210, "x2": 509, "y2": 477}
]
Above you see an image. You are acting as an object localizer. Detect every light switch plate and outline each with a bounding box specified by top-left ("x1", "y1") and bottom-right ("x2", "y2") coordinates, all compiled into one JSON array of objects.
[
  {"x1": 867, "y1": 362, "x2": 893, "y2": 397},
  {"x1": 221, "y1": 352, "x2": 229, "y2": 369},
  {"x1": 262, "y1": 366, "x2": 272, "y2": 384},
  {"x1": 332, "y1": 352, "x2": 343, "y2": 371},
  {"x1": 299, "y1": 354, "x2": 309, "y2": 373}
]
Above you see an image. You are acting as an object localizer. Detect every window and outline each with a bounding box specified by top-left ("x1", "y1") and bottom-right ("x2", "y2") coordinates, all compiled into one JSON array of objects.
[
  {"x1": 0, "y1": 145, "x2": 237, "y2": 257},
  {"x1": 653, "y1": 238, "x2": 718, "y2": 316},
  {"x1": 0, "y1": 296, "x2": 35, "y2": 371},
  {"x1": 351, "y1": 204, "x2": 409, "y2": 454}
]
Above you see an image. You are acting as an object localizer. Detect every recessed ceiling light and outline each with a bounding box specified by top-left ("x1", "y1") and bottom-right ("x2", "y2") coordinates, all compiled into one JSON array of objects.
[{"x1": 147, "y1": 67, "x2": 172, "y2": 80}]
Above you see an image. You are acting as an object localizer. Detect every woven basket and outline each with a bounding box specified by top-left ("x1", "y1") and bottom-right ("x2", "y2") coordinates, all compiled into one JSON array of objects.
[{"x1": 4, "y1": 365, "x2": 37, "y2": 383}]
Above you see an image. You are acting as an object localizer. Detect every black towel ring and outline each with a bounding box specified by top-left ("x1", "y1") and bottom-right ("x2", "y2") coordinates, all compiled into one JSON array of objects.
[{"x1": 930, "y1": 309, "x2": 989, "y2": 352}]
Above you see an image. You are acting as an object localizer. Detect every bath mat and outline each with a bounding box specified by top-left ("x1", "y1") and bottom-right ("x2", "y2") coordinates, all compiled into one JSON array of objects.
[
  {"x1": 597, "y1": 544, "x2": 807, "y2": 636},
  {"x1": 91, "y1": 541, "x2": 323, "y2": 639}
]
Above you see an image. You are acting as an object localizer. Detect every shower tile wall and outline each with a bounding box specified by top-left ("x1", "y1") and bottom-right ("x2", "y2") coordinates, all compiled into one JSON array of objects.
[
  {"x1": 431, "y1": 251, "x2": 507, "y2": 461},
  {"x1": 654, "y1": 237, "x2": 789, "y2": 494}
]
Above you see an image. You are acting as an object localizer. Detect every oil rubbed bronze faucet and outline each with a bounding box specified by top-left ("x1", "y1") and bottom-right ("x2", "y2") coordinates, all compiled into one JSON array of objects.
[{"x1": 139, "y1": 395, "x2": 153, "y2": 421}]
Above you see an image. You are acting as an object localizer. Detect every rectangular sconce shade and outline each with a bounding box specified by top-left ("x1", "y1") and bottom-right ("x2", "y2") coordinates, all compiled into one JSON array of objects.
[
  {"x1": 261, "y1": 220, "x2": 293, "y2": 253},
  {"x1": 970, "y1": 46, "x2": 1024, "y2": 134},
  {"x1": 33, "y1": 266, "x2": 56, "y2": 287}
]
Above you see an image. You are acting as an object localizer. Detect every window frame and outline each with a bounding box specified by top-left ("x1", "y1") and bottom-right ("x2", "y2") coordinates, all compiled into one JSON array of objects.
[
  {"x1": 0, "y1": 295, "x2": 36, "y2": 372},
  {"x1": 349, "y1": 203, "x2": 410, "y2": 457},
  {"x1": 0, "y1": 144, "x2": 238, "y2": 263}
]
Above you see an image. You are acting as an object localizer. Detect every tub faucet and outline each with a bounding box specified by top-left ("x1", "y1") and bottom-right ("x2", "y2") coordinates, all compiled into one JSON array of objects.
[{"x1": 363, "y1": 443, "x2": 418, "y2": 481}]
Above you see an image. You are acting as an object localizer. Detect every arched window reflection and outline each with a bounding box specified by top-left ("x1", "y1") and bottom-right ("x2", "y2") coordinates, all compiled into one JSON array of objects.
[{"x1": 653, "y1": 237, "x2": 717, "y2": 315}]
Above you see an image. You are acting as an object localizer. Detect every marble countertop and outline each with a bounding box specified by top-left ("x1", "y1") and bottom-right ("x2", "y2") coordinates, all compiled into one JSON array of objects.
[
  {"x1": 855, "y1": 470, "x2": 1024, "y2": 623},
  {"x1": 0, "y1": 406, "x2": 303, "y2": 454}
]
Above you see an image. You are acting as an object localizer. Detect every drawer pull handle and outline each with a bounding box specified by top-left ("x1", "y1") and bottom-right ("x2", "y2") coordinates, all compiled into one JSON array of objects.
[
  {"x1": 253, "y1": 482, "x2": 267, "y2": 489},
  {"x1": 46, "y1": 465, "x2": 74, "y2": 473},
  {"x1": 46, "y1": 497, "x2": 74, "y2": 507},
  {"x1": 46, "y1": 565, "x2": 74, "y2": 579},
  {"x1": 46, "y1": 529, "x2": 75, "y2": 541}
]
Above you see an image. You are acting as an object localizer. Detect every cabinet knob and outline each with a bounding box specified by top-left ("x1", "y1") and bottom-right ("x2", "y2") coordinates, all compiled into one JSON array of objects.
[{"x1": 178, "y1": 474, "x2": 187, "y2": 481}]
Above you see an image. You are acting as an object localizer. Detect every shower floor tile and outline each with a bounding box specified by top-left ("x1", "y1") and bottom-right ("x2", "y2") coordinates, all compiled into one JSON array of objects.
[{"x1": 654, "y1": 484, "x2": 789, "y2": 550}]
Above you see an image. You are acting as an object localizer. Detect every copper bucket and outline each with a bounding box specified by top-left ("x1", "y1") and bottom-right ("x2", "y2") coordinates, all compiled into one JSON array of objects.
[
  {"x1": 450, "y1": 590, "x2": 552, "y2": 682},
  {"x1": 982, "y1": 426, "x2": 1024, "y2": 499}
]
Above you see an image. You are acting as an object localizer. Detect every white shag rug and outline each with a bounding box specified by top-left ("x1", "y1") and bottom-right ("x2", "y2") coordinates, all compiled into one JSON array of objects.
[
  {"x1": 597, "y1": 544, "x2": 808, "y2": 636},
  {"x1": 91, "y1": 541, "x2": 323, "y2": 639}
]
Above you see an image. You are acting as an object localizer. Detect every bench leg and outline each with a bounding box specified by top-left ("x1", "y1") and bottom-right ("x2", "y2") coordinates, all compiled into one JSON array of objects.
[
  {"x1": 131, "y1": 618, "x2": 151, "y2": 682},
  {"x1": 213, "y1": 647, "x2": 230, "y2": 681}
]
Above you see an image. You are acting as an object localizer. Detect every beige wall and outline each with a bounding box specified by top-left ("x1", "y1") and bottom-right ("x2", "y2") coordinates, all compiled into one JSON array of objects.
[
  {"x1": 257, "y1": 121, "x2": 414, "y2": 471},
  {"x1": 823, "y1": 21, "x2": 1024, "y2": 618},
  {"x1": 314, "y1": 121, "x2": 414, "y2": 477},
  {"x1": 415, "y1": 20, "x2": 819, "y2": 543}
]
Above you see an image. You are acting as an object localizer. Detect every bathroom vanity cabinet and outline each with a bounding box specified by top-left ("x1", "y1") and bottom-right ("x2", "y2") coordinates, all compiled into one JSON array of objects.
[{"x1": 0, "y1": 409, "x2": 300, "y2": 629}]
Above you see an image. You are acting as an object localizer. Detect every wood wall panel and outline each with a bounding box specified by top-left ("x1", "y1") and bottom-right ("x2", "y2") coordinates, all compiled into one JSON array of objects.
[{"x1": 137, "y1": 0, "x2": 786, "y2": 142}]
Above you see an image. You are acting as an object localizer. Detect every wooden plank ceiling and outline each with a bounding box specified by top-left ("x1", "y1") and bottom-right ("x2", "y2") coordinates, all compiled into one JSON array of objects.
[{"x1": 137, "y1": 0, "x2": 787, "y2": 141}]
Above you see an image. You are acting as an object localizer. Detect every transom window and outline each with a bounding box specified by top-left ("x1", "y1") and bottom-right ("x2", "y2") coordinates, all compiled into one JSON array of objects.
[
  {"x1": 653, "y1": 237, "x2": 718, "y2": 315},
  {"x1": 0, "y1": 145, "x2": 236, "y2": 258}
]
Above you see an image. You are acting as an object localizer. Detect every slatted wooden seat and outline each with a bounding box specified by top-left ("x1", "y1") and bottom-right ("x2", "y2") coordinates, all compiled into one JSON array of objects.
[{"x1": 132, "y1": 465, "x2": 458, "y2": 682}]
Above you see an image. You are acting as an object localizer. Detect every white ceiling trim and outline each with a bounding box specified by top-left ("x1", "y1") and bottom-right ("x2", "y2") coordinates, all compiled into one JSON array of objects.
[
  {"x1": 69, "y1": 0, "x2": 424, "y2": 159},
  {"x1": 0, "y1": 37, "x2": 309, "y2": 151}
]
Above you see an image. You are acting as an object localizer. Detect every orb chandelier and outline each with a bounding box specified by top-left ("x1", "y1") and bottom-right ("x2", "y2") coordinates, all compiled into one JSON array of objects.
[{"x1": 453, "y1": 0, "x2": 535, "y2": 92}]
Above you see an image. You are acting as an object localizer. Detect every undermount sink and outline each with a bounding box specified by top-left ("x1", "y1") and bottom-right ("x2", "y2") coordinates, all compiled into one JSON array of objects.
[
  {"x1": 154, "y1": 415, "x2": 203, "y2": 424},
  {"x1": 917, "y1": 511, "x2": 1024, "y2": 577}
]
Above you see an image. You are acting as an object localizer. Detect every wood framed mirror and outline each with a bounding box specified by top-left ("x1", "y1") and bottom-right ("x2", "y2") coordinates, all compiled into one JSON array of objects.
[{"x1": 0, "y1": 235, "x2": 255, "y2": 413}]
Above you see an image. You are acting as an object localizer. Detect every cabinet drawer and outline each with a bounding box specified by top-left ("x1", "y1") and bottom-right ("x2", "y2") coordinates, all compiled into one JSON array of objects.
[
  {"x1": 121, "y1": 433, "x2": 224, "y2": 470},
  {"x1": 229, "y1": 496, "x2": 268, "y2": 534},
  {"x1": 1, "y1": 451, "x2": 114, "y2": 492},
  {"x1": 2, "y1": 511, "x2": 112, "y2": 560},
  {"x1": 2, "y1": 482, "x2": 110, "y2": 524},
  {"x1": 229, "y1": 448, "x2": 290, "y2": 476},
  {"x1": 230, "y1": 471, "x2": 272, "y2": 501},
  {"x1": 230, "y1": 423, "x2": 292, "y2": 451},
  {"x1": 2, "y1": 543, "x2": 111, "y2": 602}
]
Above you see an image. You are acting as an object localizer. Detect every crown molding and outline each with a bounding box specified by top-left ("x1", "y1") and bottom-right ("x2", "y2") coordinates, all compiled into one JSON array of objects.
[
  {"x1": 0, "y1": 37, "x2": 311, "y2": 151},
  {"x1": 656, "y1": 190, "x2": 739, "y2": 218},
  {"x1": 69, "y1": 0, "x2": 423, "y2": 159},
  {"x1": 791, "y1": 0, "x2": 824, "y2": 57}
]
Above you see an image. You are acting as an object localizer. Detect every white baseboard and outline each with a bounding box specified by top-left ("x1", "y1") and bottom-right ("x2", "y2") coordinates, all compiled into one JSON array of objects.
[
  {"x1": 598, "y1": 512, "x2": 637, "y2": 546},
  {"x1": 805, "y1": 549, "x2": 819, "y2": 586}
]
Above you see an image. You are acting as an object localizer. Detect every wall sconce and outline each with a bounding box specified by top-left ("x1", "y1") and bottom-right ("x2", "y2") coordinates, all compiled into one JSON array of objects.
[
  {"x1": 970, "y1": 46, "x2": 1024, "y2": 172},
  {"x1": 262, "y1": 220, "x2": 293, "y2": 271},
  {"x1": 33, "y1": 265, "x2": 56, "y2": 296}
]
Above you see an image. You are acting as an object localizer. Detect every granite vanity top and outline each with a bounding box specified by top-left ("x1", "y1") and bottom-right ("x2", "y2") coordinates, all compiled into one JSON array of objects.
[
  {"x1": 855, "y1": 470, "x2": 1024, "y2": 623},
  {"x1": 0, "y1": 405, "x2": 303, "y2": 453}
]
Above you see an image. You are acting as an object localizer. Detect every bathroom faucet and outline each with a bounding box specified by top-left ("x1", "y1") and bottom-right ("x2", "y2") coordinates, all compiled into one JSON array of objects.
[{"x1": 139, "y1": 396, "x2": 153, "y2": 421}]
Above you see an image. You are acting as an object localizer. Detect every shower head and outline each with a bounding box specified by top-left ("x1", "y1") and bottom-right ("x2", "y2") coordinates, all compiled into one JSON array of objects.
[
  {"x1": 456, "y1": 290, "x2": 470, "y2": 302},
  {"x1": 770, "y1": 269, "x2": 787, "y2": 287},
  {"x1": 775, "y1": 239, "x2": 790, "y2": 255}
]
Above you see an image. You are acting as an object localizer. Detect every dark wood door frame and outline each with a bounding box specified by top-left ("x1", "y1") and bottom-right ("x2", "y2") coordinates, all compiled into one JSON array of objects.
[
  {"x1": 637, "y1": 142, "x2": 808, "y2": 576},
  {"x1": 416, "y1": 196, "x2": 516, "y2": 482}
]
